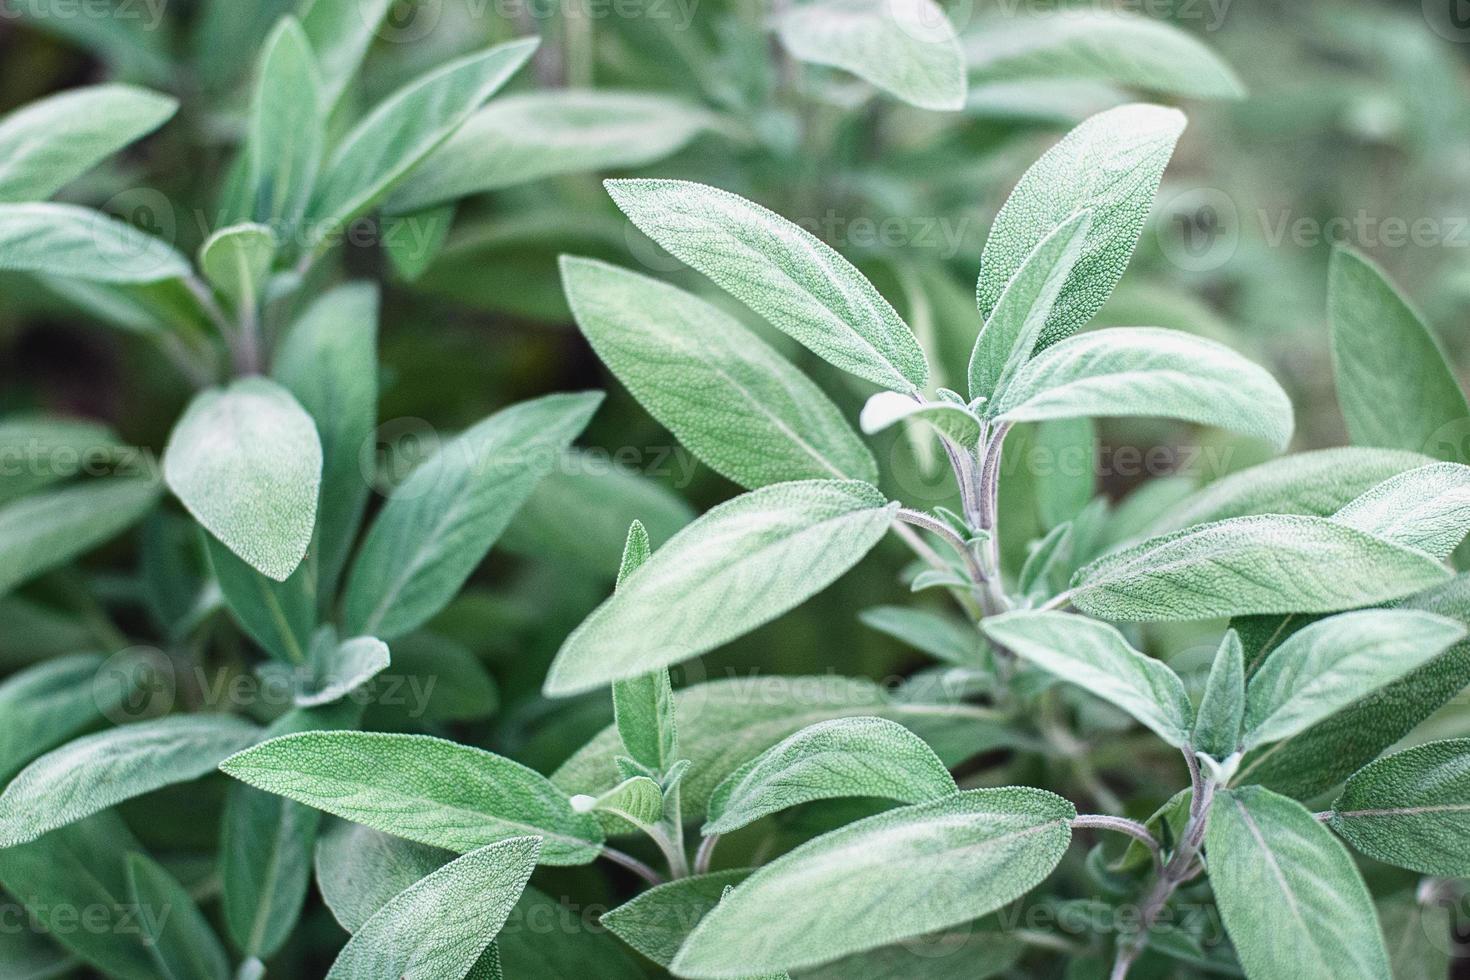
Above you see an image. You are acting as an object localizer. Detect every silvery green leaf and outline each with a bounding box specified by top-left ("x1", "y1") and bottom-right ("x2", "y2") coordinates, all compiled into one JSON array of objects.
[
  {"x1": 910, "y1": 568, "x2": 968, "y2": 592},
  {"x1": 774, "y1": 0, "x2": 966, "y2": 111},
  {"x1": 271, "y1": 282, "x2": 379, "y2": 599},
  {"x1": 562, "y1": 257, "x2": 876, "y2": 488},
  {"x1": 1071, "y1": 515, "x2": 1452, "y2": 622},
  {"x1": 0, "y1": 715, "x2": 259, "y2": 848},
  {"x1": 1017, "y1": 521, "x2": 1070, "y2": 602},
  {"x1": 858, "y1": 605, "x2": 984, "y2": 667},
  {"x1": 316, "y1": 824, "x2": 451, "y2": 934},
  {"x1": 125, "y1": 851, "x2": 229, "y2": 980},
  {"x1": 1330, "y1": 245, "x2": 1469, "y2": 460},
  {"x1": 324, "y1": 837, "x2": 539, "y2": 980},
  {"x1": 554, "y1": 676, "x2": 1011, "y2": 819},
  {"x1": 0, "y1": 203, "x2": 190, "y2": 283},
  {"x1": 605, "y1": 179, "x2": 928, "y2": 392},
  {"x1": 0, "y1": 84, "x2": 177, "y2": 202},
  {"x1": 982, "y1": 611, "x2": 1192, "y2": 746},
  {"x1": 1379, "y1": 888, "x2": 1452, "y2": 980},
  {"x1": 307, "y1": 38, "x2": 538, "y2": 245},
  {"x1": 245, "y1": 18, "x2": 321, "y2": 234},
  {"x1": 0, "y1": 476, "x2": 160, "y2": 597},
  {"x1": 164, "y1": 377, "x2": 322, "y2": 581},
  {"x1": 222, "y1": 704, "x2": 358, "y2": 960},
  {"x1": 1148, "y1": 446, "x2": 1435, "y2": 535},
  {"x1": 1330, "y1": 739, "x2": 1470, "y2": 876},
  {"x1": 1206, "y1": 786, "x2": 1389, "y2": 980},
  {"x1": 859, "y1": 392, "x2": 982, "y2": 448},
  {"x1": 220, "y1": 731, "x2": 604, "y2": 864},
  {"x1": 968, "y1": 211, "x2": 1092, "y2": 403},
  {"x1": 0, "y1": 414, "x2": 124, "y2": 505},
  {"x1": 611, "y1": 522, "x2": 679, "y2": 773},
  {"x1": 1332, "y1": 462, "x2": 1470, "y2": 560},
  {"x1": 966, "y1": 9, "x2": 1245, "y2": 100},
  {"x1": 574, "y1": 776, "x2": 664, "y2": 827},
  {"x1": 389, "y1": 92, "x2": 719, "y2": 211},
  {"x1": 702, "y1": 717, "x2": 956, "y2": 835},
  {"x1": 297, "y1": 633, "x2": 390, "y2": 707},
  {"x1": 1242, "y1": 609, "x2": 1465, "y2": 750},
  {"x1": 342, "y1": 391, "x2": 602, "y2": 640},
  {"x1": 1192, "y1": 630, "x2": 1244, "y2": 760},
  {"x1": 298, "y1": 0, "x2": 393, "y2": 110},
  {"x1": 197, "y1": 223, "x2": 275, "y2": 311},
  {"x1": 0, "y1": 813, "x2": 158, "y2": 979},
  {"x1": 205, "y1": 533, "x2": 314, "y2": 664},
  {"x1": 671, "y1": 788, "x2": 1074, "y2": 976},
  {"x1": 801, "y1": 934, "x2": 1023, "y2": 980},
  {"x1": 543, "y1": 481, "x2": 897, "y2": 696},
  {"x1": 603, "y1": 870, "x2": 750, "y2": 968},
  {"x1": 976, "y1": 104, "x2": 1185, "y2": 351},
  {"x1": 0, "y1": 654, "x2": 137, "y2": 783},
  {"x1": 993, "y1": 327, "x2": 1294, "y2": 451}
]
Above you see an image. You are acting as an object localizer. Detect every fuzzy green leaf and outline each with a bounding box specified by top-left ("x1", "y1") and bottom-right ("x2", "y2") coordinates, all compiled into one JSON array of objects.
[
  {"x1": 0, "y1": 84, "x2": 177, "y2": 202},
  {"x1": 0, "y1": 476, "x2": 160, "y2": 597},
  {"x1": 245, "y1": 18, "x2": 321, "y2": 234},
  {"x1": 0, "y1": 653, "x2": 141, "y2": 783},
  {"x1": 703, "y1": 717, "x2": 956, "y2": 834},
  {"x1": 342, "y1": 391, "x2": 602, "y2": 640},
  {"x1": 982, "y1": 611, "x2": 1192, "y2": 746},
  {"x1": 574, "y1": 776, "x2": 664, "y2": 827},
  {"x1": 672, "y1": 788, "x2": 1074, "y2": 976},
  {"x1": 0, "y1": 203, "x2": 190, "y2": 283},
  {"x1": 858, "y1": 605, "x2": 984, "y2": 667},
  {"x1": 0, "y1": 715, "x2": 259, "y2": 847},
  {"x1": 0, "y1": 414, "x2": 125, "y2": 505},
  {"x1": 562, "y1": 257, "x2": 876, "y2": 488},
  {"x1": 1329, "y1": 245, "x2": 1469, "y2": 460},
  {"x1": 993, "y1": 327, "x2": 1293, "y2": 450},
  {"x1": 605, "y1": 179, "x2": 928, "y2": 392},
  {"x1": 611, "y1": 521, "x2": 678, "y2": 773},
  {"x1": 859, "y1": 392, "x2": 982, "y2": 448},
  {"x1": 205, "y1": 533, "x2": 314, "y2": 665},
  {"x1": 774, "y1": 0, "x2": 966, "y2": 111},
  {"x1": 198, "y1": 223, "x2": 275, "y2": 309},
  {"x1": 297, "y1": 632, "x2": 390, "y2": 707},
  {"x1": 164, "y1": 377, "x2": 322, "y2": 581},
  {"x1": 1071, "y1": 515, "x2": 1452, "y2": 621},
  {"x1": 1332, "y1": 462, "x2": 1470, "y2": 560},
  {"x1": 1330, "y1": 739, "x2": 1470, "y2": 876},
  {"x1": 1192, "y1": 630, "x2": 1244, "y2": 760},
  {"x1": 220, "y1": 731, "x2": 604, "y2": 864},
  {"x1": 315, "y1": 823, "x2": 452, "y2": 934},
  {"x1": 603, "y1": 870, "x2": 750, "y2": 968},
  {"x1": 1206, "y1": 786, "x2": 1389, "y2": 980},
  {"x1": 544, "y1": 481, "x2": 896, "y2": 696},
  {"x1": 1242, "y1": 609, "x2": 1466, "y2": 750},
  {"x1": 976, "y1": 104, "x2": 1185, "y2": 351},
  {"x1": 298, "y1": 0, "x2": 393, "y2": 109},
  {"x1": 126, "y1": 851, "x2": 230, "y2": 980}
]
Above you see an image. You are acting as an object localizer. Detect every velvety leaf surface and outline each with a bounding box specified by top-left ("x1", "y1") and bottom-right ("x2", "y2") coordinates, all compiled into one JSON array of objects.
[
  {"x1": 0, "y1": 476, "x2": 160, "y2": 597},
  {"x1": 1332, "y1": 462, "x2": 1470, "y2": 560},
  {"x1": 0, "y1": 203, "x2": 190, "y2": 283},
  {"x1": 1330, "y1": 739, "x2": 1470, "y2": 876}
]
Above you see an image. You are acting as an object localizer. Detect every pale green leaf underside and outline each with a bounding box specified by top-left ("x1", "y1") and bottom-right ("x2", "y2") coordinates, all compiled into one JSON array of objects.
[
  {"x1": 606, "y1": 178, "x2": 928, "y2": 392},
  {"x1": 703, "y1": 717, "x2": 956, "y2": 834},
  {"x1": 0, "y1": 202, "x2": 190, "y2": 283},
  {"x1": 994, "y1": 327, "x2": 1294, "y2": 451},
  {"x1": 775, "y1": 0, "x2": 966, "y2": 111},
  {"x1": 1330, "y1": 738, "x2": 1470, "y2": 877},
  {"x1": 562, "y1": 257, "x2": 876, "y2": 488},
  {"x1": 220, "y1": 731, "x2": 604, "y2": 864},
  {"x1": 1333, "y1": 462, "x2": 1470, "y2": 560},
  {"x1": 860, "y1": 392, "x2": 981, "y2": 448},
  {"x1": 163, "y1": 377, "x2": 322, "y2": 582},
  {"x1": 672, "y1": 788, "x2": 1074, "y2": 977},
  {"x1": 544, "y1": 481, "x2": 896, "y2": 696},
  {"x1": 198, "y1": 222, "x2": 275, "y2": 308},
  {"x1": 1071, "y1": 514, "x2": 1452, "y2": 622},
  {"x1": 982, "y1": 611, "x2": 1191, "y2": 746}
]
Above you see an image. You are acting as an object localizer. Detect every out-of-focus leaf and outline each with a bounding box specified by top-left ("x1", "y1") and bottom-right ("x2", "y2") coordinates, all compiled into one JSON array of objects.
[
  {"x1": 0, "y1": 477, "x2": 160, "y2": 597},
  {"x1": 0, "y1": 204, "x2": 189, "y2": 283}
]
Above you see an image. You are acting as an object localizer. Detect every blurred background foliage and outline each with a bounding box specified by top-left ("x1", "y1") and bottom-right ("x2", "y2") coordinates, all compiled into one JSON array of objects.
[{"x1": 0, "y1": 0, "x2": 1467, "y2": 971}]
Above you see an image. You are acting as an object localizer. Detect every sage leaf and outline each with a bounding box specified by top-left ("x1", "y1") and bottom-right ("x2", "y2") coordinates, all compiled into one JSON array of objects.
[
  {"x1": 858, "y1": 605, "x2": 984, "y2": 667},
  {"x1": 1329, "y1": 245, "x2": 1470, "y2": 459},
  {"x1": 611, "y1": 522, "x2": 678, "y2": 773},
  {"x1": 307, "y1": 38, "x2": 538, "y2": 245},
  {"x1": 0, "y1": 715, "x2": 259, "y2": 848},
  {"x1": 0, "y1": 476, "x2": 160, "y2": 597},
  {"x1": 0, "y1": 414, "x2": 125, "y2": 505},
  {"x1": 1332, "y1": 462, "x2": 1470, "y2": 560},
  {"x1": 164, "y1": 377, "x2": 322, "y2": 581},
  {"x1": 0, "y1": 653, "x2": 139, "y2": 782},
  {"x1": 968, "y1": 211, "x2": 1092, "y2": 403},
  {"x1": 993, "y1": 327, "x2": 1294, "y2": 451},
  {"x1": 1330, "y1": 739, "x2": 1470, "y2": 876},
  {"x1": 774, "y1": 0, "x2": 966, "y2": 111},
  {"x1": 342, "y1": 391, "x2": 601, "y2": 639},
  {"x1": 219, "y1": 731, "x2": 604, "y2": 864},
  {"x1": 976, "y1": 104, "x2": 1185, "y2": 351},
  {"x1": 543, "y1": 481, "x2": 897, "y2": 696},
  {"x1": 299, "y1": 0, "x2": 394, "y2": 110},
  {"x1": 324, "y1": 837, "x2": 540, "y2": 980},
  {"x1": 1192, "y1": 630, "x2": 1244, "y2": 760},
  {"x1": 125, "y1": 851, "x2": 230, "y2": 980},
  {"x1": 982, "y1": 611, "x2": 1192, "y2": 746},
  {"x1": 245, "y1": 18, "x2": 321, "y2": 235},
  {"x1": 671, "y1": 788, "x2": 1074, "y2": 976},
  {"x1": 0, "y1": 203, "x2": 190, "y2": 283},
  {"x1": 562, "y1": 256, "x2": 876, "y2": 487},
  {"x1": 1206, "y1": 786, "x2": 1389, "y2": 980},
  {"x1": 1242, "y1": 609, "x2": 1466, "y2": 750},
  {"x1": 197, "y1": 223, "x2": 275, "y2": 310},
  {"x1": 966, "y1": 9, "x2": 1245, "y2": 101},
  {"x1": 315, "y1": 823, "x2": 452, "y2": 934},
  {"x1": 389, "y1": 92, "x2": 719, "y2": 211},
  {"x1": 574, "y1": 776, "x2": 664, "y2": 827},
  {"x1": 603, "y1": 870, "x2": 750, "y2": 968},
  {"x1": 859, "y1": 392, "x2": 982, "y2": 448},
  {"x1": 703, "y1": 717, "x2": 956, "y2": 834},
  {"x1": 1071, "y1": 515, "x2": 1452, "y2": 621},
  {"x1": 296, "y1": 632, "x2": 390, "y2": 707},
  {"x1": 0, "y1": 84, "x2": 177, "y2": 202},
  {"x1": 605, "y1": 179, "x2": 928, "y2": 392},
  {"x1": 205, "y1": 533, "x2": 314, "y2": 664}
]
